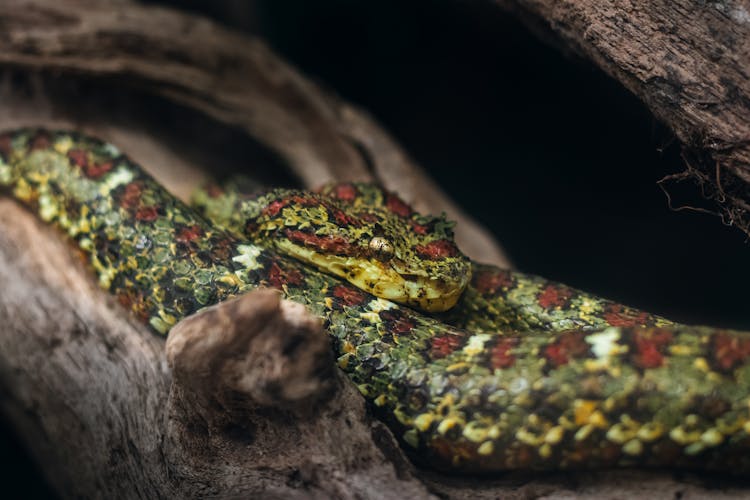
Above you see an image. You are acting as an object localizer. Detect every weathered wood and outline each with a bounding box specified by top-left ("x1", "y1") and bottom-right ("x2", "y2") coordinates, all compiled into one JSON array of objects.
[
  {"x1": 165, "y1": 290, "x2": 435, "y2": 499},
  {"x1": 495, "y1": 0, "x2": 750, "y2": 236}
]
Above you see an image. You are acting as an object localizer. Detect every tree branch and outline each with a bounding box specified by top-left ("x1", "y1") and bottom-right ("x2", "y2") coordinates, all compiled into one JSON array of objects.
[{"x1": 495, "y1": 0, "x2": 750, "y2": 236}]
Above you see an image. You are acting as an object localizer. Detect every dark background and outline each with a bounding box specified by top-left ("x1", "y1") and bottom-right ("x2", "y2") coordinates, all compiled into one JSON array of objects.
[{"x1": 6, "y1": 1, "x2": 748, "y2": 496}]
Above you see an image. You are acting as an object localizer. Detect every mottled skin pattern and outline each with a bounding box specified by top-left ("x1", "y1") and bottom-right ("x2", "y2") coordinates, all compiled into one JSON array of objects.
[
  {"x1": 314, "y1": 183, "x2": 676, "y2": 335},
  {"x1": 3, "y1": 129, "x2": 750, "y2": 474},
  {"x1": 198, "y1": 180, "x2": 674, "y2": 335},
  {"x1": 192, "y1": 181, "x2": 471, "y2": 312}
]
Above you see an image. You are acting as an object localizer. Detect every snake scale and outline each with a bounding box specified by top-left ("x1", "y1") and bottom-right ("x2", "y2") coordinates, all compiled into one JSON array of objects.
[{"x1": 2, "y1": 128, "x2": 750, "y2": 473}]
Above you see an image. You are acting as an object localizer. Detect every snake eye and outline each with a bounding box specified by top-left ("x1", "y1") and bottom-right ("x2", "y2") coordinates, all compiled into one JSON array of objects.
[{"x1": 369, "y1": 236, "x2": 394, "y2": 261}]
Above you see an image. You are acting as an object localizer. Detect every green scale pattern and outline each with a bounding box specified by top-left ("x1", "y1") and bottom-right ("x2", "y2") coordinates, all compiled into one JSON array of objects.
[{"x1": 2, "y1": 128, "x2": 750, "y2": 473}]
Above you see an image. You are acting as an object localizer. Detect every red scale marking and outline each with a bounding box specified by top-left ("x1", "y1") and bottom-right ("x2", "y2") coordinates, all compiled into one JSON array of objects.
[
  {"x1": 267, "y1": 261, "x2": 304, "y2": 289},
  {"x1": 543, "y1": 331, "x2": 590, "y2": 367},
  {"x1": 120, "y1": 182, "x2": 144, "y2": 210},
  {"x1": 356, "y1": 212, "x2": 379, "y2": 224},
  {"x1": 379, "y1": 309, "x2": 416, "y2": 336},
  {"x1": 630, "y1": 328, "x2": 673, "y2": 369},
  {"x1": 291, "y1": 194, "x2": 320, "y2": 207},
  {"x1": 175, "y1": 225, "x2": 204, "y2": 243},
  {"x1": 332, "y1": 285, "x2": 368, "y2": 308},
  {"x1": 85, "y1": 161, "x2": 113, "y2": 179},
  {"x1": 332, "y1": 207, "x2": 361, "y2": 227},
  {"x1": 537, "y1": 284, "x2": 574, "y2": 309},
  {"x1": 386, "y1": 193, "x2": 413, "y2": 218},
  {"x1": 284, "y1": 229, "x2": 353, "y2": 255},
  {"x1": 68, "y1": 149, "x2": 88, "y2": 169},
  {"x1": 410, "y1": 220, "x2": 429, "y2": 235},
  {"x1": 135, "y1": 206, "x2": 159, "y2": 222},
  {"x1": 490, "y1": 337, "x2": 518, "y2": 369},
  {"x1": 414, "y1": 239, "x2": 458, "y2": 260},
  {"x1": 331, "y1": 183, "x2": 359, "y2": 202},
  {"x1": 603, "y1": 303, "x2": 653, "y2": 327},
  {"x1": 472, "y1": 268, "x2": 513, "y2": 295},
  {"x1": 68, "y1": 148, "x2": 111, "y2": 179},
  {"x1": 430, "y1": 333, "x2": 465, "y2": 359},
  {"x1": 262, "y1": 199, "x2": 289, "y2": 217},
  {"x1": 711, "y1": 331, "x2": 750, "y2": 372}
]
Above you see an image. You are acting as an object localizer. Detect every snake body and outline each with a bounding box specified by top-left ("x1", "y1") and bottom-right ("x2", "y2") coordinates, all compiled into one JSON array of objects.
[
  {"x1": 196, "y1": 180, "x2": 675, "y2": 336},
  {"x1": 2, "y1": 128, "x2": 750, "y2": 473}
]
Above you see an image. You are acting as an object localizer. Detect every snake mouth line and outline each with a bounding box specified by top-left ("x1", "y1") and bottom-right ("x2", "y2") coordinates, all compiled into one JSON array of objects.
[{"x1": 275, "y1": 239, "x2": 469, "y2": 312}]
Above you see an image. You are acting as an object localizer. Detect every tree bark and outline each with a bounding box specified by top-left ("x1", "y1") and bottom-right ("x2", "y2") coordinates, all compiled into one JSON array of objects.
[
  {"x1": 0, "y1": 0, "x2": 748, "y2": 498},
  {"x1": 495, "y1": 0, "x2": 750, "y2": 236}
]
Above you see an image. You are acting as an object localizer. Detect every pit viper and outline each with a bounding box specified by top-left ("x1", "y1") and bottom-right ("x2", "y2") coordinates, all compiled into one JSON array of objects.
[{"x1": 2, "y1": 128, "x2": 750, "y2": 473}]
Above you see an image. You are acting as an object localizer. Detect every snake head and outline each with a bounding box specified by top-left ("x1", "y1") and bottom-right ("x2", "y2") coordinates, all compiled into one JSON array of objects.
[
  {"x1": 252, "y1": 185, "x2": 472, "y2": 312},
  {"x1": 370, "y1": 211, "x2": 472, "y2": 312}
]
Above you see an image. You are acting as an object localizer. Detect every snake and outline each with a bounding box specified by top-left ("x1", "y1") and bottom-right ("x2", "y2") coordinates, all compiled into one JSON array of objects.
[{"x1": 2, "y1": 128, "x2": 750, "y2": 473}]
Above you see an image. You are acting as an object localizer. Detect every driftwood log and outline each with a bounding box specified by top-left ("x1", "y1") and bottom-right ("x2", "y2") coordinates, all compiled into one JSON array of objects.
[
  {"x1": 0, "y1": 0, "x2": 748, "y2": 498},
  {"x1": 495, "y1": 0, "x2": 750, "y2": 236}
]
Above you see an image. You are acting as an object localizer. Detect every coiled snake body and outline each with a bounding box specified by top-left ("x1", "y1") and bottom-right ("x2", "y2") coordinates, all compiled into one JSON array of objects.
[{"x1": 2, "y1": 129, "x2": 750, "y2": 473}]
